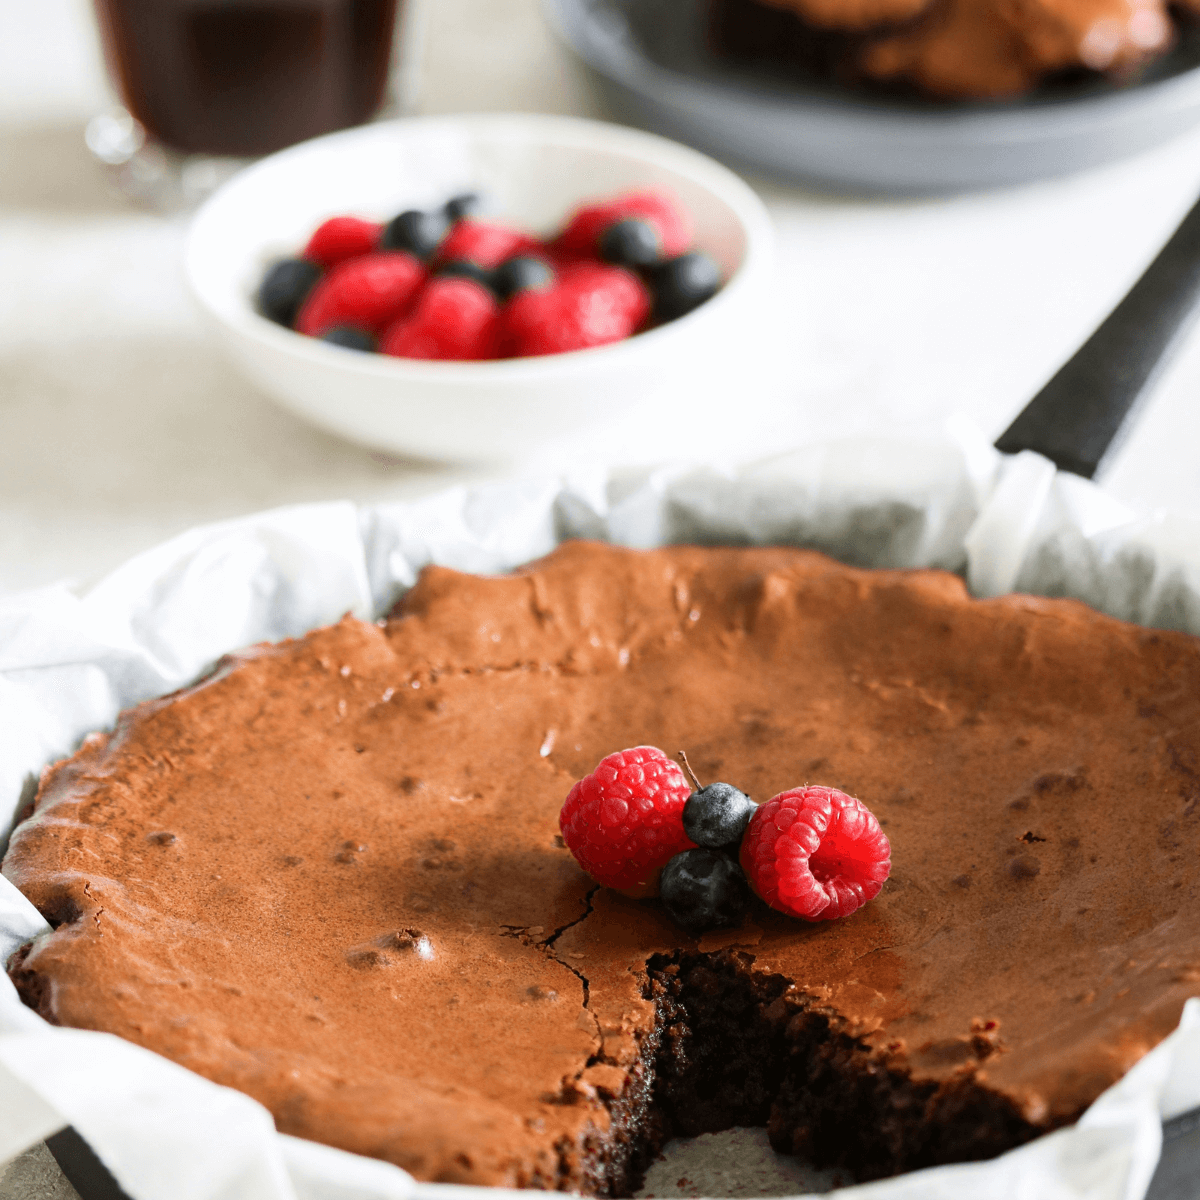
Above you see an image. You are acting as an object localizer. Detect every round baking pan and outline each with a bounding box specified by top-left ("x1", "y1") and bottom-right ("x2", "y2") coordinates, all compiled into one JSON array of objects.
[
  {"x1": 22, "y1": 168, "x2": 1200, "y2": 1200},
  {"x1": 543, "y1": 0, "x2": 1200, "y2": 193}
]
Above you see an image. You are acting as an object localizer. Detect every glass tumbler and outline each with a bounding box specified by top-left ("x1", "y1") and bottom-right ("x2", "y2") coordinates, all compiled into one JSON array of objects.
[{"x1": 86, "y1": 0, "x2": 414, "y2": 207}]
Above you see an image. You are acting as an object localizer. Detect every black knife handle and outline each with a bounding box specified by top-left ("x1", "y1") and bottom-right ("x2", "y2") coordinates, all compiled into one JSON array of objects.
[
  {"x1": 45, "y1": 1127, "x2": 132, "y2": 1200},
  {"x1": 995, "y1": 191, "x2": 1200, "y2": 479}
]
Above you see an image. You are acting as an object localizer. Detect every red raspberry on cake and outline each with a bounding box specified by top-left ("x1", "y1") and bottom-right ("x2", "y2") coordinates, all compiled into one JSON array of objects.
[
  {"x1": 380, "y1": 277, "x2": 498, "y2": 361},
  {"x1": 303, "y1": 216, "x2": 383, "y2": 268},
  {"x1": 436, "y1": 219, "x2": 541, "y2": 269},
  {"x1": 500, "y1": 264, "x2": 650, "y2": 357},
  {"x1": 740, "y1": 786, "x2": 891, "y2": 921},
  {"x1": 560, "y1": 746, "x2": 695, "y2": 894},
  {"x1": 296, "y1": 252, "x2": 424, "y2": 337},
  {"x1": 552, "y1": 189, "x2": 692, "y2": 262}
]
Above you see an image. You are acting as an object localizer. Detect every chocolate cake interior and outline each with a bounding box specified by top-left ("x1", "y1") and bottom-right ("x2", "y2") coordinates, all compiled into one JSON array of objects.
[{"x1": 528, "y1": 946, "x2": 1043, "y2": 1195}]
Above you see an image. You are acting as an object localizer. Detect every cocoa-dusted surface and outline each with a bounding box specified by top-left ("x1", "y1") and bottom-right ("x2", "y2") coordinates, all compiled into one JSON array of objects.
[
  {"x1": 5, "y1": 542, "x2": 1200, "y2": 1186},
  {"x1": 711, "y1": 0, "x2": 1186, "y2": 99}
]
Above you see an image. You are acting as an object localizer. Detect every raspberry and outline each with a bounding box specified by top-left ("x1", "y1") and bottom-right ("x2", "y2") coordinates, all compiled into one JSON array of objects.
[
  {"x1": 553, "y1": 189, "x2": 692, "y2": 261},
  {"x1": 436, "y1": 220, "x2": 541, "y2": 269},
  {"x1": 559, "y1": 747, "x2": 695, "y2": 892},
  {"x1": 303, "y1": 216, "x2": 382, "y2": 268},
  {"x1": 296, "y1": 252, "x2": 424, "y2": 337},
  {"x1": 562, "y1": 263, "x2": 651, "y2": 321},
  {"x1": 380, "y1": 277, "x2": 498, "y2": 361},
  {"x1": 500, "y1": 264, "x2": 650, "y2": 357},
  {"x1": 740, "y1": 786, "x2": 891, "y2": 922}
]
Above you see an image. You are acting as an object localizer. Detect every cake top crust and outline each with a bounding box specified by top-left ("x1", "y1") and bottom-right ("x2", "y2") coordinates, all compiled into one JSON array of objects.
[{"x1": 5, "y1": 541, "x2": 1200, "y2": 1185}]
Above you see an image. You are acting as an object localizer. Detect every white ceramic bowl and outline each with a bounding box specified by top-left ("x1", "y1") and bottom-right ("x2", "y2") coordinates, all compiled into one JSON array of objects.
[{"x1": 185, "y1": 113, "x2": 775, "y2": 463}]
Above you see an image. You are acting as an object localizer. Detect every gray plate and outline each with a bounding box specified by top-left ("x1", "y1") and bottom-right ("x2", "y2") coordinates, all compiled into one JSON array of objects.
[{"x1": 543, "y1": 0, "x2": 1200, "y2": 193}]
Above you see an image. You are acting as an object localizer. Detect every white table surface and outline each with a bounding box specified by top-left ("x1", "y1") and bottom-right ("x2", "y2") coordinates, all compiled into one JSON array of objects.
[
  {"x1": 3, "y1": 0, "x2": 1200, "y2": 597},
  {"x1": 1, "y1": 1, "x2": 1200, "y2": 1193}
]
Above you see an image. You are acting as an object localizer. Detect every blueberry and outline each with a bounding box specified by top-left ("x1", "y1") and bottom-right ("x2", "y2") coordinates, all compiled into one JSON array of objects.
[
  {"x1": 380, "y1": 209, "x2": 449, "y2": 259},
  {"x1": 647, "y1": 252, "x2": 722, "y2": 322},
  {"x1": 682, "y1": 782, "x2": 756, "y2": 849},
  {"x1": 492, "y1": 256, "x2": 554, "y2": 301},
  {"x1": 320, "y1": 325, "x2": 376, "y2": 352},
  {"x1": 436, "y1": 259, "x2": 496, "y2": 291},
  {"x1": 257, "y1": 258, "x2": 322, "y2": 328},
  {"x1": 444, "y1": 191, "x2": 482, "y2": 221},
  {"x1": 660, "y1": 849, "x2": 750, "y2": 934},
  {"x1": 599, "y1": 218, "x2": 662, "y2": 268}
]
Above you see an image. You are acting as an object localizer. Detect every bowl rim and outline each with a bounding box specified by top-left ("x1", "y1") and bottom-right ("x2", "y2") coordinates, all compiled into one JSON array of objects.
[{"x1": 185, "y1": 111, "x2": 775, "y2": 384}]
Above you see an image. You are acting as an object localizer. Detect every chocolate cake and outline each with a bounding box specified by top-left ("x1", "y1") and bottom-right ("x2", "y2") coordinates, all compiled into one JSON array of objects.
[
  {"x1": 5, "y1": 542, "x2": 1200, "y2": 1190},
  {"x1": 710, "y1": 0, "x2": 1194, "y2": 99}
]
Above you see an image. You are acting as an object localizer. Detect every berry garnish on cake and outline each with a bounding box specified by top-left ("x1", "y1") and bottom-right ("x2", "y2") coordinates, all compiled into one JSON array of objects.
[
  {"x1": 255, "y1": 187, "x2": 725, "y2": 360},
  {"x1": 560, "y1": 745, "x2": 891, "y2": 931},
  {"x1": 558, "y1": 745, "x2": 695, "y2": 896},
  {"x1": 678, "y1": 750, "x2": 755, "y2": 848},
  {"x1": 740, "y1": 785, "x2": 892, "y2": 921}
]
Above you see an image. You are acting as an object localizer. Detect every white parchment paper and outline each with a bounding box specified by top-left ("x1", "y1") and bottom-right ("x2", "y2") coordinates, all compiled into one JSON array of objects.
[{"x1": 3, "y1": 420, "x2": 1200, "y2": 1200}]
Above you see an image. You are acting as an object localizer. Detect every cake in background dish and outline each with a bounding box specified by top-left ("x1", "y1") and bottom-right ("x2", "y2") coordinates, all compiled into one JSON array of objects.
[{"x1": 710, "y1": 0, "x2": 1197, "y2": 98}]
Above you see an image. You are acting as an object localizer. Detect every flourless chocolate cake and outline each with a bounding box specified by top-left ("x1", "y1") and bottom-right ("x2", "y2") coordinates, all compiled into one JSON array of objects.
[{"x1": 5, "y1": 542, "x2": 1200, "y2": 1189}]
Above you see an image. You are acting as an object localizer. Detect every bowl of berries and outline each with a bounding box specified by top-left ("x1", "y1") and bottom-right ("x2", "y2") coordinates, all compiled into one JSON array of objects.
[{"x1": 184, "y1": 113, "x2": 774, "y2": 462}]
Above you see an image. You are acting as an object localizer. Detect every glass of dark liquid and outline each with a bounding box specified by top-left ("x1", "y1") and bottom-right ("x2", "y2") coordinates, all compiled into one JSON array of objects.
[{"x1": 87, "y1": 0, "x2": 410, "y2": 206}]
